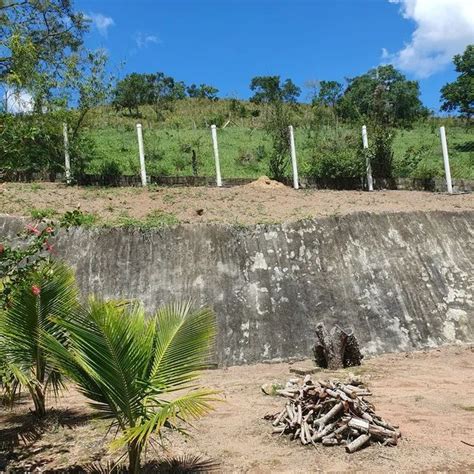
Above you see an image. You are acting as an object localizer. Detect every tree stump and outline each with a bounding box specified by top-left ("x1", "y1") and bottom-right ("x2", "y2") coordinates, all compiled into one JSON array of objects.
[{"x1": 312, "y1": 323, "x2": 363, "y2": 370}]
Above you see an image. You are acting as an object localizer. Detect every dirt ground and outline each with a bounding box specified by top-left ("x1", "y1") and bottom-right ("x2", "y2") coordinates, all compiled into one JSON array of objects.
[
  {"x1": 1, "y1": 344, "x2": 473, "y2": 473},
  {"x1": 1, "y1": 180, "x2": 473, "y2": 226}
]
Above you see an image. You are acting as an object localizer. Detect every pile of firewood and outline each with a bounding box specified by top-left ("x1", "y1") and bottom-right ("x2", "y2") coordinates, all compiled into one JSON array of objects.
[{"x1": 265, "y1": 376, "x2": 401, "y2": 453}]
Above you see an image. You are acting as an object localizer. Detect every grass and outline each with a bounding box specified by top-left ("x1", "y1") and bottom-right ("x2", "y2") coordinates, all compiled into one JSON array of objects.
[
  {"x1": 59, "y1": 210, "x2": 98, "y2": 228},
  {"x1": 83, "y1": 105, "x2": 473, "y2": 180},
  {"x1": 30, "y1": 208, "x2": 57, "y2": 219},
  {"x1": 113, "y1": 210, "x2": 180, "y2": 230}
]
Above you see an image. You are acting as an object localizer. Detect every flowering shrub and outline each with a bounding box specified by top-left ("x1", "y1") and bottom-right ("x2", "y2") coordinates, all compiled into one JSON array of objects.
[{"x1": 0, "y1": 222, "x2": 56, "y2": 309}]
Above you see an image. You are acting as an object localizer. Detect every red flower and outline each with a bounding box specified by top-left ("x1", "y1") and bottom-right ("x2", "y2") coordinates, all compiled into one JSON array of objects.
[
  {"x1": 31, "y1": 285, "x2": 41, "y2": 296},
  {"x1": 26, "y1": 224, "x2": 40, "y2": 235},
  {"x1": 44, "y1": 241, "x2": 54, "y2": 253},
  {"x1": 45, "y1": 227, "x2": 54, "y2": 234}
]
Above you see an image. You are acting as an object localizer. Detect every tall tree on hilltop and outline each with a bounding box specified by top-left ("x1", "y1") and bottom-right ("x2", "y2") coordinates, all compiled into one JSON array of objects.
[
  {"x1": 187, "y1": 83, "x2": 219, "y2": 100},
  {"x1": 338, "y1": 65, "x2": 428, "y2": 127},
  {"x1": 249, "y1": 76, "x2": 301, "y2": 104},
  {"x1": 441, "y1": 44, "x2": 474, "y2": 121}
]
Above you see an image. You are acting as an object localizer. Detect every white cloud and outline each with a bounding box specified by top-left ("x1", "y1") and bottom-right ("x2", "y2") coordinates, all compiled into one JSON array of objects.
[
  {"x1": 3, "y1": 88, "x2": 34, "y2": 114},
  {"x1": 134, "y1": 32, "x2": 160, "y2": 49},
  {"x1": 385, "y1": 0, "x2": 474, "y2": 77},
  {"x1": 87, "y1": 12, "x2": 115, "y2": 37}
]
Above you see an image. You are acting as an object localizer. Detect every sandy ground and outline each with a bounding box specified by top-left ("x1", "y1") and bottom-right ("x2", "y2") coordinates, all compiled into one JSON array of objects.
[
  {"x1": 0, "y1": 180, "x2": 473, "y2": 225},
  {"x1": 1, "y1": 345, "x2": 473, "y2": 472}
]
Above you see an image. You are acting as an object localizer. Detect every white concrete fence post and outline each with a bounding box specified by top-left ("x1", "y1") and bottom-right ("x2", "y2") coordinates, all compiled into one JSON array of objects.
[
  {"x1": 288, "y1": 125, "x2": 299, "y2": 189},
  {"x1": 136, "y1": 123, "x2": 147, "y2": 187},
  {"x1": 63, "y1": 122, "x2": 71, "y2": 184},
  {"x1": 362, "y1": 125, "x2": 374, "y2": 192},
  {"x1": 211, "y1": 124, "x2": 222, "y2": 187},
  {"x1": 439, "y1": 126, "x2": 453, "y2": 194}
]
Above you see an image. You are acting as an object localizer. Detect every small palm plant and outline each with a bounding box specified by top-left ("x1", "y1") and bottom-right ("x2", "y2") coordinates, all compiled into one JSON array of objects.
[
  {"x1": 0, "y1": 261, "x2": 79, "y2": 416},
  {"x1": 44, "y1": 299, "x2": 219, "y2": 473}
]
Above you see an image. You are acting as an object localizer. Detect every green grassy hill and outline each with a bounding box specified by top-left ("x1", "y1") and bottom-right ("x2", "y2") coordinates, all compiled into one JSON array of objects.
[{"x1": 84, "y1": 100, "x2": 473, "y2": 179}]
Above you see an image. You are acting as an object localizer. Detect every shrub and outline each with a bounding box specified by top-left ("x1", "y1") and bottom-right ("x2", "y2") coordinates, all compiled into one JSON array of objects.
[
  {"x1": 307, "y1": 131, "x2": 365, "y2": 179},
  {"x1": 0, "y1": 112, "x2": 98, "y2": 177}
]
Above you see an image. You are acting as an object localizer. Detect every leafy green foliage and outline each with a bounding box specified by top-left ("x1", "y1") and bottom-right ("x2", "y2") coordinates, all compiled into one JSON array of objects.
[
  {"x1": 441, "y1": 44, "x2": 474, "y2": 121},
  {"x1": 112, "y1": 73, "x2": 153, "y2": 116},
  {"x1": 0, "y1": 0, "x2": 87, "y2": 88},
  {"x1": 43, "y1": 299, "x2": 218, "y2": 473},
  {"x1": 306, "y1": 129, "x2": 364, "y2": 180},
  {"x1": 0, "y1": 112, "x2": 66, "y2": 174},
  {"x1": 0, "y1": 223, "x2": 56, "y2": 309},
  {"x1": 59, "y1": 210, "x2": 97, "y2": 228},
  {"x1": 249, "y1": 76, "x2": 301, "y2": 104},
  {"x1": 367, "y1": 125, "x2": 395, "y2": 180},
  {"x1": 312, "y1": 80, "x2": 344, "y2": 108},
  {"x1": 187, "y1": 84, "x2": 219, "y2": 100},
  {"x1": 0, "y1": 261, "x2": 80, "y2": 416},
  {"x1": 112, "y1": 73, "x2": 218, "y2": 119},
  {"x1": 30, "y1": 208, "x2": 57, "y2": 220},
  {"x1": 338, "y1": 65, "x2": 428, "y2": 127},
  {"x1": 266, "y1": 102, "x2": 292, "y2": 180}
]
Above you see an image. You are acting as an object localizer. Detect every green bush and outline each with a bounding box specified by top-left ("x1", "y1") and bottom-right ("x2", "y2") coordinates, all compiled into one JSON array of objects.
[
  {"x1": 307, "y1": 131, "x2": 364, "y2": 179},
  {"x1": 368, "y1": 126, "x2": 395, "y2": 179},
  {"x1": 0, "y1": 112, "x2": 98, "y2": 177},
  {"x1": 0, "y1": 113, "x2": 64, "y2": 174}
]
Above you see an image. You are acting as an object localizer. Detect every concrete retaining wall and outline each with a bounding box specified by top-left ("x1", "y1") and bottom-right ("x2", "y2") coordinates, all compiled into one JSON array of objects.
[{"x1": 1, "y1": 211, "x2": 473, "y2": 366}]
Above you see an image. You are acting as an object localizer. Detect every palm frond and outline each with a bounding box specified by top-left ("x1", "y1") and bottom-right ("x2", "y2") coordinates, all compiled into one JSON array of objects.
[
  {"x1": 45, "y1": 299, "x2": 156, "y2": 423},
  {"x1": 148, "y1": 302, "x2": 216, "y2": 392},
  {"x1": 114, "y1": 388, "x2": 219, "y2": 449},
  {"x1": 44, "y1": 297, "x2": 219, "y2": 471},
  {"x1": 0, "y1": 261, "x2": 79, "y2": 410}
]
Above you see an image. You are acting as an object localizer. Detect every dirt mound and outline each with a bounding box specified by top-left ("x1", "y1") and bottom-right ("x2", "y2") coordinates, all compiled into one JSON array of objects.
[{"x1": 244, "y1": 176, "x2": 286, "y2": 189}]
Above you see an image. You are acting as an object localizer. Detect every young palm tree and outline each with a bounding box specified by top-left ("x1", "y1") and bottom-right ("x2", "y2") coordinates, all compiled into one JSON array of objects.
[
  {"x1": 44, "y1": 299, "x2": 219, "y2": 473},
  {"x1": 0, "y1": 262, "x2": 79, "y2": 416}
]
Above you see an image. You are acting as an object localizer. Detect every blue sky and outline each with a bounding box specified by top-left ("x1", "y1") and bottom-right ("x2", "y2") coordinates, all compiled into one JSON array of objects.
[{"x1": 78, "y1": 0, "x2": 474, "y2": 113}]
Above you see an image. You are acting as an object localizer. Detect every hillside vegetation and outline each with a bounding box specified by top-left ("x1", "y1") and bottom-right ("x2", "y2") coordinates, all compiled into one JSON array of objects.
[{"x1": 83, "y1": 101, "x2": 473, "y2": 179}]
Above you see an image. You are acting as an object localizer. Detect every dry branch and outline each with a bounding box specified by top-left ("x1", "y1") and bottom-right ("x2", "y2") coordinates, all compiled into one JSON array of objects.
[{"x1": 265, "y1": 377, "x2": 400, "y2": 453}]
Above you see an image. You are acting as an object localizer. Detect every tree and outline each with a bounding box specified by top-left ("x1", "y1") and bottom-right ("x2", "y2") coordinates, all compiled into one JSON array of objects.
[
  {"x1": 0, "y1": 0, "x2": 88, "y2": 88},
  {"x1": 44, "y1": 300, "x2": 219, "y2": 473},
  {"x1": 338, "y1": 65, "x2": 428, "y2": 126},
  {"x1": 187, "y1": 83, "x2": 219, "y2": 100},
  {"x1": 249, "y1": 76, "x2": 301, "y2": 104},
  {"x1": 149, "y1": 72, "x2": 185, "y2": 121},
  {"x1": 441, "y1": 44, "x2": 474, "y2": 121},
  {"x1": 112, "y1": 73, "x2": 152, "y2": 116},
  {"x1": 0, "y1": 261, "x2": 80, "y2": 416},
  {"x1": 312, "y1": 81, "x2": 343, "y2": 108}
]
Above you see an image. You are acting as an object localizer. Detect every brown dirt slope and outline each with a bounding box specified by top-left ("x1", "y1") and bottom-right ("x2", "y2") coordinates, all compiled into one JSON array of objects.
[{"x1": 0, "y1": 182, "x2": 473, "y2": 226}]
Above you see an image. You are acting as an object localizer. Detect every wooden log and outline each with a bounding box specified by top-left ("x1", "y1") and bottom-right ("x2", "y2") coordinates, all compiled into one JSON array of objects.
[
  {"x1": 348, "y1": 418, "x2": 370, "y2": 433},
  {"x1": 345, "y1": 434, "x2": 370, "y2": 453},
  {"x1": 312, "y1": 421, "x2": 337, "y2": 441},
  {"x1": 297, "y1": 404, "x2": 302, "y2": 426},
  {"x1": 368, "y1": 424, "x2": 401, "y2": 440},
  {"x1": 272, "y1": 408, "x2": 287, "y2": 426},
  {"x1": 316, "y1": 402, "x2": 343, "y2": 426},
  {"x1": 322, "y1": 438, "x2": 339, "y2": 446}
]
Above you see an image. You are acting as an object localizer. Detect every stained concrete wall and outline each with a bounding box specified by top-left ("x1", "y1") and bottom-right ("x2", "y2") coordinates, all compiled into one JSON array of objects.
[{"x1": 1, "y1": 211, "x2": 473, "y2": 366}]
